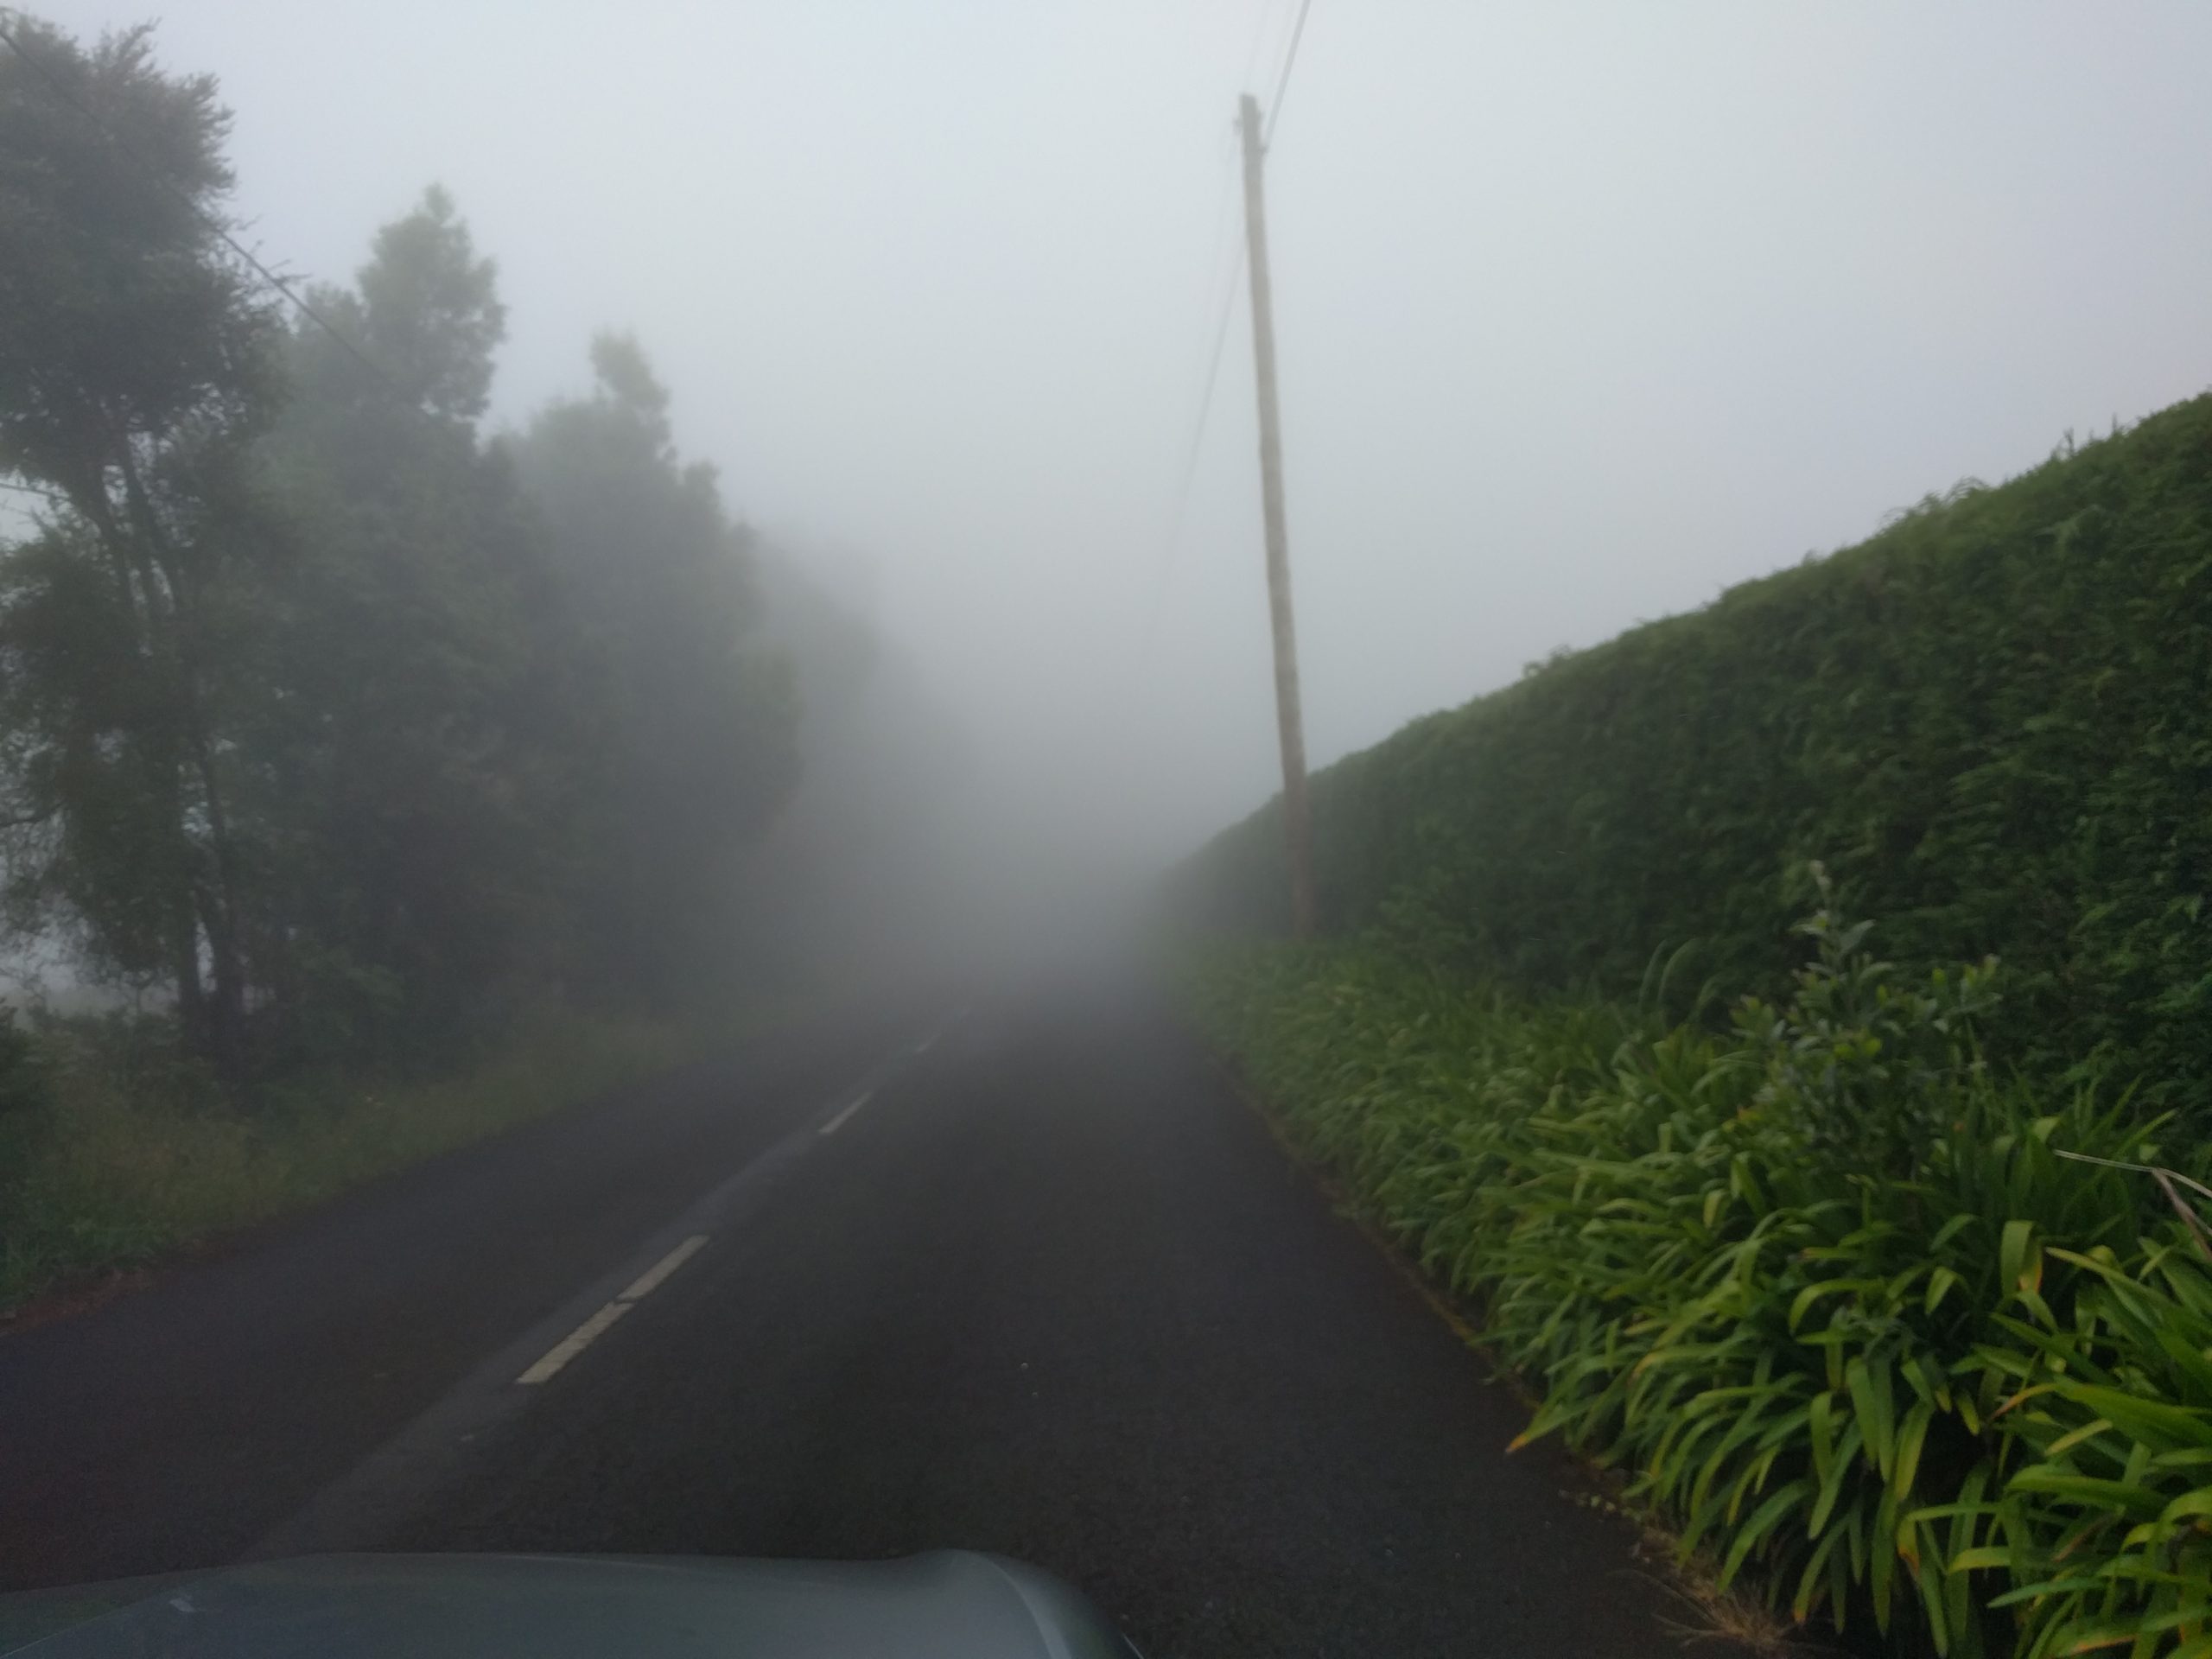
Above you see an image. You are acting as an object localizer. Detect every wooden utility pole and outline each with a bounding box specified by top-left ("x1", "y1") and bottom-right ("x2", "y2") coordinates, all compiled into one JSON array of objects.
[{"x1": 1237, "y1": 91, "x2": 1317, "y2": 938}]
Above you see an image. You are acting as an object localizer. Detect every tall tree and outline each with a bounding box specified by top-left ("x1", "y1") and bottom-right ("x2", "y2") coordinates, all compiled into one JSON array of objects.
[
  {"x1": 1, "y1": 20, "x2": 801, "y2": 1072},
  {"x1": 247, "y1": 189, "x2": 588, "y2": 1063},
  {"x1": 0, "y1": 19, "x2": 281, "y2": 1079},
  {"x1": 515, "y1": 338, "x2": 796, "y2": 1004}
]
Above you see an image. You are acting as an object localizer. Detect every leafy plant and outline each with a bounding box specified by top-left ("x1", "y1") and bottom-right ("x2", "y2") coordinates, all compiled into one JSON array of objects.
[
  {"x1": 1181, "y1": 920, "x2": 2206, "y2": 1656},
  {"x1": 1951, "y1": 1236, "x2": 2212, "y2": 1657},
  {"x1": 1735, "y1": 863, "x2": 1999, "y2": 1179},
  {"x1": 1182, "y1": 391, "x2": 2212, "y2": 1120}
]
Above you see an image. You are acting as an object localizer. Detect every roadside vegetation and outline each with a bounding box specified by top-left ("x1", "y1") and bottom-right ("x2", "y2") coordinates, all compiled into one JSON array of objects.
[
  {"x1": 0, "y1": 17, "x2": 814, "y2": 1306},
  {"x1": 0, "y1": 1009, "x2": 718, "y2": 1314},
  {"x1": 1177, "y1": 385, "x2": 2212, "y2": 1650},
  {"x1": 1183, "y1": 391, "x2": 2212, "y2": 1121},
  {"x1": 1183, "y1": 913, "x2": 2212, "y2": 1657}
]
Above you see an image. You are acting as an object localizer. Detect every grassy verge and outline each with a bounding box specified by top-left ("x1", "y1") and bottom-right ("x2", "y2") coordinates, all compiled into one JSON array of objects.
[
  {"x1": 1177, "y1": 911, "x2": 2212, "y2": 1657},
  {"x1": 0, "y1": 1005, "x2": 767, "y2": 1316}
]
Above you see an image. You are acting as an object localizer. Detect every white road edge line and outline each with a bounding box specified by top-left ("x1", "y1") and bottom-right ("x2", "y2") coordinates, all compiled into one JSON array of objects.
[
  {"x1": 515, "y1": 1232, "x2": 711, "y2": 1385},
  {"x1": 818, "y1": 1090, "x2": 874, "y2": 1136},
  {"x1": 515, "y1": 1300, "x2": 631, "y2": 1386},
  {"x1": 619, "y1": 1233, "x2": 710, "y2": 1303}
]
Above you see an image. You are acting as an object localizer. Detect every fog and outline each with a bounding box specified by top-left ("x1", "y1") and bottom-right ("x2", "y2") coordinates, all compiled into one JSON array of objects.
[{"x1": 34, "y1": 0, "x2": 2212, "y2": 892}]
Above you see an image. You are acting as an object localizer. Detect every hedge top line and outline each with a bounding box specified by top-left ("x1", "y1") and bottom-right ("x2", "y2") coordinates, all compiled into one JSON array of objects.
[{"x1": 1182, "y1": 391, "x2": 2212, "y2": 1112}]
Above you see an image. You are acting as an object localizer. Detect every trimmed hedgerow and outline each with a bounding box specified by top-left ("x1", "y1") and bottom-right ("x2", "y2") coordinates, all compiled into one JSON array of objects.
[{"x1": 1185, "y1": 393, "x2": 2212, "y2": 1114}]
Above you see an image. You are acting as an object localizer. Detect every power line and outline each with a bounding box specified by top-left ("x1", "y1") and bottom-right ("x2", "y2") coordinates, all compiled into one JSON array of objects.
[
  {"x1": 1264, "y1": 0, "x2": 1316, "y2": 146},
  {"x1": 1135, "y1": 130, "x2": 1247, "y2": 666},
  {"x1": 1136, "y1": 0, "x2": 1319, "y2": 665},
  {"x1": 0, "y1": 9, "x2": 408, "y2": 404},
  {"x1": 1239, "y1": 0, "x2": 1286, "y2": 96},
  {"x1": 1132, "y1": 0, "x2": 1321, "y2": 674},
  {"x1": 1137, "y1": 252, "x2": 1243, "y2": 660}
]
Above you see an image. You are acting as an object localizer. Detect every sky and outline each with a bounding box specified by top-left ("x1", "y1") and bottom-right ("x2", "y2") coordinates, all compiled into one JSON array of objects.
[{"x1": 27, "y1": 0, "x2": 2212, "y2": 866}]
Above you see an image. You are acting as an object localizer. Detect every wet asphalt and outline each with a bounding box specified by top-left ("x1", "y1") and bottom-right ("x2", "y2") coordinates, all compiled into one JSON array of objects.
[{"x1": 3, "y1": 969, "x2": 1734, "y2": 1657}]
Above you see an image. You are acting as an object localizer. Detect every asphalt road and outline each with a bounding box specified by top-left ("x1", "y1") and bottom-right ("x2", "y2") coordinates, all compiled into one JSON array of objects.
[{"x1": 3, "y1": 969, "x2": 1733, "y2": 1657}]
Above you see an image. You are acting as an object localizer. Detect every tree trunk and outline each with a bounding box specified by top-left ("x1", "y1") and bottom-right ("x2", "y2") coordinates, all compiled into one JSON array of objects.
[{"x1": 107, "y1": 447, "x2": 253, "y2": 1094}]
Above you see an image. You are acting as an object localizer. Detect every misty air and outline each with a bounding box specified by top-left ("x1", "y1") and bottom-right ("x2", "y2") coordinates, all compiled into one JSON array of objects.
[{"x1": 3, "y1": 6, "x2": 2210, "y2": 1657}]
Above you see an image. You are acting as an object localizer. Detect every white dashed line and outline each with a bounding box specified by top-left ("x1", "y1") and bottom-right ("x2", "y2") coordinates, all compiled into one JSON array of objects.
[
  {"x1": 619, "y1": 1233, "x2": 709, "y2": 1302},
  {"x1": 818, "y1": 1090, "x2": 874, "y2": 1136},
  {"x1": 514, "y1": 1033, "x2": 925, "y2": 1389},
  {"x1": 515, "y1": 1232, "x2": 710, "y2": 1385},
  {"x1": 516, "y1": 1300, "x2": 632, "y2": 1385}
]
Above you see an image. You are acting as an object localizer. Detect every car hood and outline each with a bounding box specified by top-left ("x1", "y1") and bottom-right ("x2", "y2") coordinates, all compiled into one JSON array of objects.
[{"x1": 0, "y1": 1552, "x2": 1136, "y2": 1658}]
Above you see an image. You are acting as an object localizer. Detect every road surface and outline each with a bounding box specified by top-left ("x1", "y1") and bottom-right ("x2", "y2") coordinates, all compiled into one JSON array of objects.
[{"x1": 2, "y1": 969, "x2": 1733, "y2": 1656}]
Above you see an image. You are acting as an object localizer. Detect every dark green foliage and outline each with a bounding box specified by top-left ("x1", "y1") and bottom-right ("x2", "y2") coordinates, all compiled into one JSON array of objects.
[
  {"x1": 1183, "y1": 931, "x2": 2212, "y2": 1656},
  {"x1": 512, "y1": 335, "x2": 797, "y2": 1006},
  {"x1": 1186, "y1": 397, "x2": 2212, "y2": 1111},
  {"x1": 244, "y1": 188, "x2": 594, "y2": 1065},
  {"x1": 1738, "y1": 866, "x2": 2001, "y2": 1180},
  {"x1": 0, "y1": 18, "x2": 798, "y2": 1082},
  {"x1": 0, "y1": 20, "x2": 274, "y2": 486},
  {"x1": 346, "y1": 185, "x2": 506, "y2": 422},
  {"x1": 0, "y1": 16, "x2": 284, "y2": 1084}
]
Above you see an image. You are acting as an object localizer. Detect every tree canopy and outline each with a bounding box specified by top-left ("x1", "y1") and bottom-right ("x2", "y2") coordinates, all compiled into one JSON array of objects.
[{"x1": 0, "y1": 16, "x2": 799, "y2": 1084}]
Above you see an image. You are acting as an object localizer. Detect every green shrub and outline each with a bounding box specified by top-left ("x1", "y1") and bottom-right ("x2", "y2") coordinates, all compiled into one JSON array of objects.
[
  {"x1": 1961, "y1": 1243, "x2": 2212, "y2": 1657},
  {"x1": 1184, "y1": 392, "x2": 2212, "y2": 1116},
  {"x1": 1180, "y1": 922, "x2": 2212, "y2": 1656}
]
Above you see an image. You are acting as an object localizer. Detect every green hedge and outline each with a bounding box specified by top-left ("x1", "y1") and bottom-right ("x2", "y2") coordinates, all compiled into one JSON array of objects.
[
  {"x1": 1181, "y1": 931, "x2": 2212, "y2": 1656},
  {"x1": 1185, "y1": 394, "x2": 2212, "y2": 1110}
]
